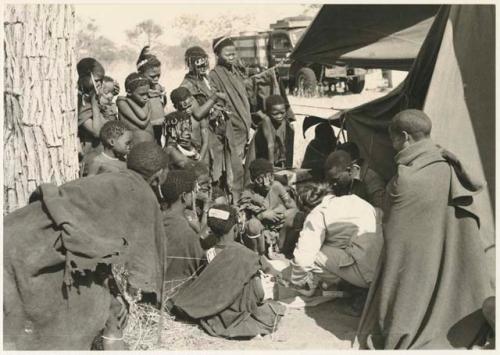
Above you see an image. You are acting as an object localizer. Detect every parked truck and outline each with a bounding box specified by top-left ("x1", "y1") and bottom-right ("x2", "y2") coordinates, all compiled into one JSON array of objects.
[{"x1": 232, "y1": 16, "x2": 367, "y2": 95}]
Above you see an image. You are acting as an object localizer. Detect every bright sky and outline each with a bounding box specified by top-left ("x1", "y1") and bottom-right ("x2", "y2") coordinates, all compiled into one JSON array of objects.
[{"x1": 75, "y1": 4, "x2": 310, "y2": 46}]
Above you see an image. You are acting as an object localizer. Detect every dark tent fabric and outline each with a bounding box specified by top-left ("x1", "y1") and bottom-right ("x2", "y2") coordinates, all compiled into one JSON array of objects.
[
  {"x1": 291, "y1": 5, "x2": 439, "y2": 70},
  {"x1": 334, "y1": 5, "x2": 495, "y2": 253},
  {"x1": 295, "y1": 1, "x2": 495, "y2": 289}
]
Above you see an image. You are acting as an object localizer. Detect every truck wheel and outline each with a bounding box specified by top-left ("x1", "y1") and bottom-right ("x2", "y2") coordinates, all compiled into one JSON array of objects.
[
  {"x1": 347, "y1": 77, "x2": 365, "y2": 94},
  {"x1": 296, "y1": 68, "x2": 317, "y2": 96}
]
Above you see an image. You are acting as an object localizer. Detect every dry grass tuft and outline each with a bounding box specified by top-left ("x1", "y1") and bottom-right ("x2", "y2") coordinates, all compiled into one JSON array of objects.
[{"x1": 112, "y1": 264, "x2": 222, "y2": 350}]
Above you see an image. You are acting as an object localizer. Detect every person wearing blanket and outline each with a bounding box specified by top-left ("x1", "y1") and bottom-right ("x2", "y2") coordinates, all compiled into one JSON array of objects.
[
  {"x1": 356, "y1": 109, "x2": 494, "y2": 349},
  {"x1": 3, "y1": 142, "x2": 169, "y2": 350},
  {"x1": 173, "y1": 204, "x2": 286, "y2": 339}
]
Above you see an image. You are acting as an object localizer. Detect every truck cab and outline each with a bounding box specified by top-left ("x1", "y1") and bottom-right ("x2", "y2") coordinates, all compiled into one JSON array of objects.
[
  {"x1": 267, "y1": 28, "x2": 305, "y2": 81},
  {"x1": 231, "y1": 16, "x2": 366, "y2": 95}
]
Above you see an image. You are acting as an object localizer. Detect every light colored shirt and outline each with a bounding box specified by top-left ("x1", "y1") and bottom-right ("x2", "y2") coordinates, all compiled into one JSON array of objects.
[{"x1": 292, "y1": 194, "x2": 383, "y2": 283}]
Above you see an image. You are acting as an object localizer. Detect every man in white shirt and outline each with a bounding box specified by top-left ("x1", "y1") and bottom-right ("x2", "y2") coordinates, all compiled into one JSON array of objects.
[{"x1": 290, "y1": 150, "x2": 383, "y2": 294}]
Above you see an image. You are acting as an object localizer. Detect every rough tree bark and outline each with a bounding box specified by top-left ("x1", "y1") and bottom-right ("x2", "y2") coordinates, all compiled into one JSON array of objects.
[{"x1": 4, "y1": 4, "x2": 79, "y2": 214}]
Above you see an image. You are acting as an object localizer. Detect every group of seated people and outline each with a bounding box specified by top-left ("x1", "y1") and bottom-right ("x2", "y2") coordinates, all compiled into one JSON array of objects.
[{"x1": 4, "y1": 39, "x2": 494, "y2": 351}]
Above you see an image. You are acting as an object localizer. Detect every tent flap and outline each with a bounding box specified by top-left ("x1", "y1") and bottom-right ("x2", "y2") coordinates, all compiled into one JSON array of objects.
[{"x1": 291, "y1": 5, "x2": 440, "y2": 70}]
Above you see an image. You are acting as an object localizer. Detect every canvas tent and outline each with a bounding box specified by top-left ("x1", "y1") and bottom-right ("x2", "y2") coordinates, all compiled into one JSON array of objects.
[
  {"x1": 293, "y1": 5, "x2": 495, "y2": 267},
  {"x1": 292, "y1": 5, "x2": 440, "y2": 70}
]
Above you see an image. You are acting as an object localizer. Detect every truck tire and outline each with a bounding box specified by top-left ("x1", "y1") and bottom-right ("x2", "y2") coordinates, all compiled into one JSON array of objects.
[
  {"x1": 347, "y1": 77, "x2": 365, "y2": 94},
  {"x1": 296, "y1": 67, "x2": 317, "y2": 96}
]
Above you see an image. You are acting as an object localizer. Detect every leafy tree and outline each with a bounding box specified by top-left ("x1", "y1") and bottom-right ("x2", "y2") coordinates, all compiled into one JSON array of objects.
[
  {"x1": 172, "y1": 14, "x2": 256, "y2": 45},
  {"x1": 126, "y1": 19, "x2": 164, "y2": 48},
  {"x1": 76, "y1": 16, "x2": 136, "y2": 65}
]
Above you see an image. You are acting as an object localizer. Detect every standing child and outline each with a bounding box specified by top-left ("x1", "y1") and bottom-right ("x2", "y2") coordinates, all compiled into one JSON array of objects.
[
  {"x1": 99, "y1": 76, "x2": 120, "y2": 121},
  {"x1": 86, "y1": 120, "x2": 132, "y2": 176},
  {"x1": 117, "y1": 73, "x2": 154, "y2": 137},
  {"x1": 137, "y1": 46, "x2": 167, "y2": 126},
  {"x1": 77, "y1": 58, "x2": 106, "y2": 175},
  {"x1": 253, "y1": 94, "x2": 294, "y2": 169}
]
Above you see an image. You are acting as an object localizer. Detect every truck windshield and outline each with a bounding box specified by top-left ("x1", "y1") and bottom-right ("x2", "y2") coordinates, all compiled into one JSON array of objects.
[{"x1": 289, "y1": 28, "x2": 306, "y2": 46}]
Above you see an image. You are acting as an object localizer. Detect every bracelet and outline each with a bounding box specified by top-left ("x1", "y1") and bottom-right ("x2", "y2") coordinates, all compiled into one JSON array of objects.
[{"x1": 101, "y1": 334, "x2": 124, "y2": 341}]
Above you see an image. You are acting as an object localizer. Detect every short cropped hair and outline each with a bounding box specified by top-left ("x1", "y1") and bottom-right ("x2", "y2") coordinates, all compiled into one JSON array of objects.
[
  {"x1": 390, "y1": 109, "x2": 432, "y2": 140},
  {"x1": 249, "y1": 158, "x2": 274, "y2": 180},
  {"x1": 160, "y1": 170, "x2": 197, "y2": 204},
  {"x1": 324, "y1": 151, "x2": 355, "y2": 196},
  {"x1": 99, "y1": 120, "x2": 129, "y2": 148},
  {"x1": 124, "y1": 73, "x2": 149, "y2": 93},
  {"x1": 324, "y1": 150, "x2": 352, "y2": 181},
  {"x1": 265, "y1": 94, "x2": 286, "y2": 113},
  {"x1": 207, "y1": 204, "x2": 238, "y2": 236},
  {"x1": 170, "y1": 87, "x2": 192, "y2": 106},
  {"x1": 127, "y1": 142, "x2": 168, "y2": 179}
]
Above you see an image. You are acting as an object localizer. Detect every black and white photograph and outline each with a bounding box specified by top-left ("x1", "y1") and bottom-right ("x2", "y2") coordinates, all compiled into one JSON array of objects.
[{"x1": 2, "y1": 1, "x2": 496, "y2": 351}]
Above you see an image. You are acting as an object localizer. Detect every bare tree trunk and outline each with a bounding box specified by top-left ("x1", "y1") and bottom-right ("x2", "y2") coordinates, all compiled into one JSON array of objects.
[{"x1": 4, "y1": 4, "x2": 79, "y2": 214}]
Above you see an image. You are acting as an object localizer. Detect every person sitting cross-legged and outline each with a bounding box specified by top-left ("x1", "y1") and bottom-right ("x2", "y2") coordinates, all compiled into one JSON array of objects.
[{"x1": 172, "y1": 204, "x2": 286, "y2": 339}]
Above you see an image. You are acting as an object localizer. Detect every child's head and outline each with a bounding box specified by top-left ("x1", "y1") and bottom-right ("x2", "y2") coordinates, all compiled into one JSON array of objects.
[
  {"x1": 77, "y1": 57, "x2": 105, "y2": 94},
  {"x1": 185, "y1": 46, "x2": 209, "y2": 77},
  {"x1": 99, "y1": 120, "x2": 132, "y2": 159},
  {"x1": 265, "y1": 95, "x2": 286, "y2": 124},
  {"x1": 125, "y1": 73, "x2": 150, "y2": 107},
  {"x1": 137, "y1": 46, "x2": 162, "y2": 85},
  {"x1": 249, "y1": 158, "x2": 274, "y2": 193},
  {"x1": 160, "y1": 170, "x2": 197, "y2": 207},
  {"x1": 389, "y1": 109, "x2": 432, "y2": 152},
  {"x1": 170, "y1": 87, "x2": 193, "y2": 115},
  {"x1": 127, "y1": 141, "x2": 169, "y2": 189},
  {"x1": 164, "y1": 111, "x2": 193, "y2": 149},
  {"x1": 99, "y1": 76, "x2": 117, "y2": 105},
  {"x1": 207, "y1": 204, "x2": 238, "y2": 238}
]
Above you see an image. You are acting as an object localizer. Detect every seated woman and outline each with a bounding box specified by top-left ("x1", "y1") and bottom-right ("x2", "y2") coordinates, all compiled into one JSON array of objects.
[
  {"x1": 172, "y1": 204, "x2": 286, "y2": 339},
  {"x1": 290, "y1": 150, "x2": 383, "y2": 312}
]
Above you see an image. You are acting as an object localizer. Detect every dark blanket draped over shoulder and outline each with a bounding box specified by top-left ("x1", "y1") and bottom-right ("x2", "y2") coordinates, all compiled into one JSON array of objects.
[
  {"x1": 209, "y1": 66, "x2": 252, "y2": 159},
  {"x1": 4, "y1": 170, "x2": 166, "y2": 350},
  {"x1": 173, "y1": 241, "x2": 285, "y2": 338},
  {"x1": 356, "y1": 140, "x2": 494, "y2": 349}
]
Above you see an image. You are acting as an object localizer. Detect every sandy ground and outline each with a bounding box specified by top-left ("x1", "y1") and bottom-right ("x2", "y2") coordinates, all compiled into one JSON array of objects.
[
  {"x1": 162, "y1": 299, "x2": 361, "y2": 351},
  {"x1": 152, "y1": 71, "x2": 405, "y2": 351},
  {"x1": 103, "y1": 67, "x2": 404, "y2": 351}
]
